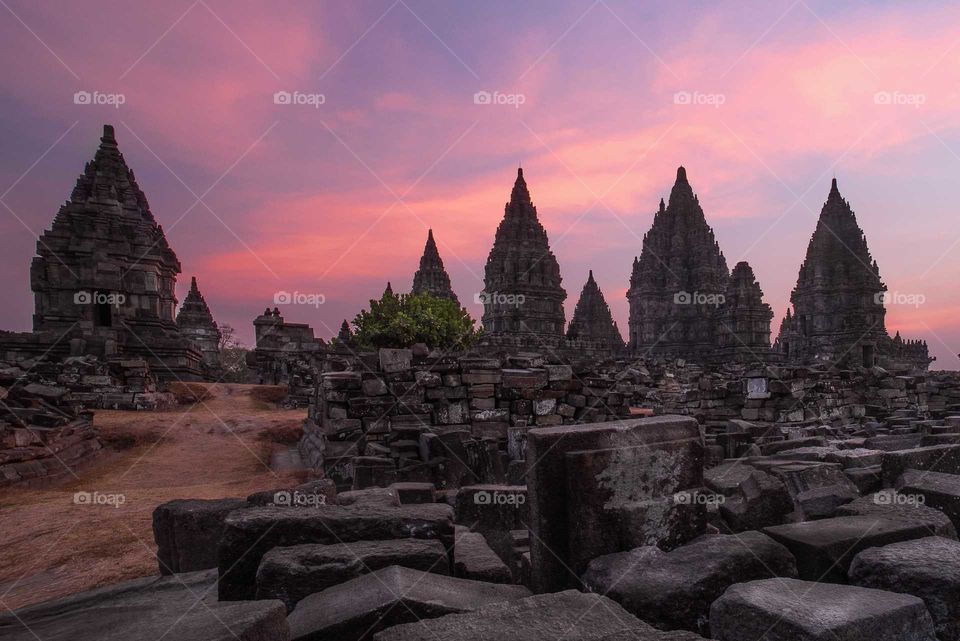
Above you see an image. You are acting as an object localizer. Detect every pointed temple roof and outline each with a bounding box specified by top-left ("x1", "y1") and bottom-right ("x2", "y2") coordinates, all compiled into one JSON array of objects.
[
  {"x1": 567, "y1": 270, "x2": 624, "y2": 349},
  {"x1": 627, "y1": 166, "x2": 729, "y2": 356},
  {"x1": 411, "y1": 228, "x2": 459, "y2": 305},
  {"x1": 176, "y1": 276, "x2": 217, "y2": 328},
  {"x1": 383, "y1": 282, "x2": 394, "y2": 297},
  {"x1": 482, "y1": 167, "x2": 566, "y2": 336}
]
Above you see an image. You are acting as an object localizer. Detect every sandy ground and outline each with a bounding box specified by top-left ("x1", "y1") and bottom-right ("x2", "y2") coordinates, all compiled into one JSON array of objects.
[{"x1": 0, "y1": 384, "x2": 308, "y2": 611}]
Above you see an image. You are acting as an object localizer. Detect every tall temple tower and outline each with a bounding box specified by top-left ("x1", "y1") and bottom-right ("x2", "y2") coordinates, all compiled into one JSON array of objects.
[
  {"x1": 481, "y1": 168, "x2": 566, "y2": 337},
  {"x1": 714, "y1": 262, "x2": 773, "y2": 363},
  {"x1": 14, "y1": 124, "x2": 202, "y2": 379},
  {"x1": 627, "y1": 167, "x2": 729, "y2": 358},
  {"x1": 411, "y1": 229, "x2": 459, "y2": 305},
  {"x1": 777, "y1": 179, "x2": 888, "y2": 367},
  {"x1": 567, "y1": 271, "x2": 625, "y2": 351},
  {"x1": 176, "y1": 276, "x2": 222, "y2": 371}
]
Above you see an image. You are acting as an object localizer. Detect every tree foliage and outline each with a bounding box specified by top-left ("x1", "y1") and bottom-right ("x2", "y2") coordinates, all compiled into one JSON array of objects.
[{"x1": 351, "y1": 290, "x2": 478, "y2": 350}]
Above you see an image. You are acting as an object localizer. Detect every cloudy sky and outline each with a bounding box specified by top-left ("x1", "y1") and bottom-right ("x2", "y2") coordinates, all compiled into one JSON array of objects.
[{"x1": 0, "y1": 1, "x2": 958, "y2": 366}]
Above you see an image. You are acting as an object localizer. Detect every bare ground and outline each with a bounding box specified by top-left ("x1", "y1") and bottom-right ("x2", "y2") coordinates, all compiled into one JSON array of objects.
[{"x1": 0, "y1": 383, "x2": 308, "y2": 610}]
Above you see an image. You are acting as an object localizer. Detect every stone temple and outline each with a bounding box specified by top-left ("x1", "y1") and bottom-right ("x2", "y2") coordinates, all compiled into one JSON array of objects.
[
  {"x1": 566, "y1": 270, "x2": 625, "y2": 351},
  {"x1": 627, "y1": 167, "x2": 730, "y2": 359},
  {"x1": 713, "y1": 261, "x2": 774, "y2": 364},
  {"x1": 411, "y1": 229, "x2": 459, "y2": 305},
  {"x1": 481, "y1": 168, "x2": 566, "y2": 339},
  {"x1": 774, "y1": 179, "x2": 932, "y2": 369},
  {"x1": 0, "y1": 125, "x2": 204, "y2": 380},
  {"x1": 175, "y1": 276, "x2": 222, "y2": 374}
]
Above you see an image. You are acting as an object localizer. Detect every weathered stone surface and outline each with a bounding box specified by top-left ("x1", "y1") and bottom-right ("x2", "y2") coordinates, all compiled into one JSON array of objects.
[
  {"x1": 710, "y1": 578, "x2": 936, "y2": 641},
  {"x1": 850, "y1": 536, "x2": 960, "y2": 641},
  {"x1": 371, "y1": 589, "x2": 684, "y2": 641},
  {"x1": 526, "y1": 415, "x2": 704, "y2": 592},
  {"x1": 287, "y1": 565, "x2": 530, "y2": 641},
  {"x1": 152, "y1": 498, "x2": 248, "y2": 574},
  {"x1": 255, "y1": 538, "x2": 450, "y2": 611},
  {"x1": 582, "y1": 532, "x2": 797, "y2": 635},
  {"x1": 763, "y1": 515, "x2": 932, "y2": 582},
  {"x1": 836, "y1": 490, "x2": 957, "y2": 539},
  {"x1": 453, "y1": 529, "x2": 512, "y2": 583},
  {"x1": 882, "y1": 445, "x2": 960, "y2": 485},
  {"x1": 705, "y1": 462, "x2": 792, "y2": 530},
  {"x1": 566, "y1": 271, "x2": 624, "y2": 350},
  {"x1": 218, "y1": 503, "x2": 454, "y2": 600},
  {"x1": 897, "y1": 468, "x2": 960, "y2": 532},
  {"x1": 0, "y1": 569, "x2": 288, "y2": 641}
]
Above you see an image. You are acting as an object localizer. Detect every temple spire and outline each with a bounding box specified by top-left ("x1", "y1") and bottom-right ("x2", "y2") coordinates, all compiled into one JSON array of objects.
[{"x1": 411, "y1": 228, "x2": 459, "y2": 304}]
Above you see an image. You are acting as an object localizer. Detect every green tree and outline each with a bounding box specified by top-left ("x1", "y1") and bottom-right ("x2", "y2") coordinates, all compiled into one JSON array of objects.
[{"x1": 352, "y1": 290, "x2": 478, "y2": 350}]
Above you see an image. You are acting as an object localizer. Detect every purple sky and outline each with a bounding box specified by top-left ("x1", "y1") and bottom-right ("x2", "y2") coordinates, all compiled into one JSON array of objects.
[{"x1": 1, "y1": 1, "x2": 958, "y2": 367}]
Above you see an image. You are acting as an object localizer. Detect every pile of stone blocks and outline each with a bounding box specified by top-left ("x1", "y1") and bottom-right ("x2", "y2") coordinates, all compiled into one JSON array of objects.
[{"x1": 301, "y1": 348, "x2": 633, "y2": 490}]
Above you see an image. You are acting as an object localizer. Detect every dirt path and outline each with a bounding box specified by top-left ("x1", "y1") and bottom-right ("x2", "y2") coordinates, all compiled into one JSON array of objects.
[{"x1": 0, "y1": 384, "x2": 308, "y2": 610}]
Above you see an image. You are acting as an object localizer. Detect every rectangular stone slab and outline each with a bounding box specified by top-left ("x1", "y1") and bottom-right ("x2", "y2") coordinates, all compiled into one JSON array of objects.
[
  {"x1": 710, "y1": 577, "x2": 936, "y2": 641},
  {"x1": 525, "y1": 415, "x2": 703, "y2": 592},
  {"x1": 288, "y1": 565, "x2": 530, "y2": 641},
  {"x1": 763, "y1": 515, "x2": 932, "y2": 582},
  {"x1": 564, "y1": 444, "x2": 705, "y2": 576},
  {"x1": 371, "y1": 589, "x2": 669, "y2": 641},
  {"x1": 255, "y1": 538, "x2": 449, "y2": 611},
  {"x1": 218, "y1": 503, "x2": 453, "y2": 600}
]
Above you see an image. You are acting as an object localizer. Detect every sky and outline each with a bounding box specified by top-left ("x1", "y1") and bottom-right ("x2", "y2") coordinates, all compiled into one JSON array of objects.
[{"x1": 0, "y1": 0, "x2": 958, "y2": 367}]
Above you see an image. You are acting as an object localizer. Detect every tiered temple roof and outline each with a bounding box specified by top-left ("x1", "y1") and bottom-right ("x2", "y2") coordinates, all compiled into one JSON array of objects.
[
  {"x1": 566, "y1": 271, "x2": 624, "y2": 351},
  {"x1": 176, "y1": 276, "x2": 222, "y2": 370},
  {"x1": 627, "y1": 167, "x2": 729, "y2": 358},
  {"x1": 411, "y1": 229, "x2": 459, "y2": 305},
  {"x1": 481, "y1": 168, "x2": 566, "y2": 336},
  {"x1": 714, "y1": 261, "x2": 773, "y2": 363}
]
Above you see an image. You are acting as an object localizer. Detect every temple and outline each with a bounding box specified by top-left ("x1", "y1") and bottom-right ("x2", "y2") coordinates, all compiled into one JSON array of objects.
[
  {"x1": 480, "y1": 168, "x2": 566, "y2": 339},
  {"x1": 566, "y1": 271, "x2": 625, "y2": 351},
  {"x1": 774, "y1": 179, "x2": 932, "y2": 369},
  {"x1": 627, "y1": 167, "x2": 730, "y2": 359},
  {"x1": 0, "y1": 125, "x2": 203, "y2": 379},
  {"x1": 175, "y1": 276, "x2": 222, "y2": 374},
  {"x1": 411, "y1": 229, "x2": 459, "y2": 305},
  {"x1": 713, "y1": 261, "x2": 773, "y2": 364}
]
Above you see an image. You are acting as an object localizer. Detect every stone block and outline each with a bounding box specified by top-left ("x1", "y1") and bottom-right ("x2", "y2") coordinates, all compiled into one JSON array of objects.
[
  {"x1": 287, "y1": 566, "x2": 530, "y2": 641},
  {"x1": 218, "y1": 503, "x2": 454, "y2": 600},
  {"x1": 152, "y1": 498, "x2": 249, "y2": 574},
  {"x1": 763, "y1": 515, "x2": 933, "y2": 582},
  {"x1": 255, "y1": 539, "x2": 449, "y2": 611},
  {"x1": 526, "y1": 415, "x2": 704, "y2": 592},
  {"x1": 850, "y1": 536, "x2": 960, "y2": 641},
  {"x1": 379, "y1": 348, "x2": 412, "y2": 373},
  {"x1": 453, "y1": 529, "x2": 513, "y2": 583},
  {"x1": 710, "y1": 578, "x2": 936, "y2": 641},
  {"x1": 582, "y1": 532, "x2": 797, "y2": 635}
]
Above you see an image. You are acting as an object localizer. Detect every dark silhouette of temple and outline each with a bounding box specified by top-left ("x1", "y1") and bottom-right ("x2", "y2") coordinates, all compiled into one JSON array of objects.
[
  {"x1": 411, "y1": 229, "x2": 459, "y2": 305},
  {"x1": 480, "y1": 168, "x2": 566, "y2": 337},
  {"x1": 176, "y1": 276, "x2": 222, "y2": 373},
  {"x1": 774, "y1": 179, "x2": 932, "y2": 369},
  {"x1": 567, "y1": 271, "x2": 624, "y2": 351},
  {"x1": 0, "y1": 125, "x2": 205, "y2": 379}
]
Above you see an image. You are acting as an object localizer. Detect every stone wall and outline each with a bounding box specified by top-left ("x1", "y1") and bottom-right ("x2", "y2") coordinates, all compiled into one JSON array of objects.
[{"x1": 299, "y1": 347, "x2": 634, "y2": 490}]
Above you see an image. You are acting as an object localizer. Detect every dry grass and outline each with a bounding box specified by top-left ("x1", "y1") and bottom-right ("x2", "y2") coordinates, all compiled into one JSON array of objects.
[
  {"x1": 164, "y1": 381, "x2": 217, "y2": 404},
  {"x1": 248, "y1": 384, "x2": 289, "y2": 407},
  {"x1": 0, "y1": 383, "x2": 307, "y2": 610}
]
